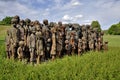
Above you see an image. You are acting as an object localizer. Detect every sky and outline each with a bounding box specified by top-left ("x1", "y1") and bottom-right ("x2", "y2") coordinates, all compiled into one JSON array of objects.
[{"x1": 0, "y1": 0, "x2": 120, "y2": 30}]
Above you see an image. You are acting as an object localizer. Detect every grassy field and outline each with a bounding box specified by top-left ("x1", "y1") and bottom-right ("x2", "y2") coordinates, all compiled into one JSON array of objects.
[
  {"x1": 0, "y1": 25, "x2": 10, "y2": 45},
  {"x1": 0, "y1": 25, "x2": 120, "y2": 80},
  {"x1": 104, "y1": 35, "x2": 120, "y2": 47}
]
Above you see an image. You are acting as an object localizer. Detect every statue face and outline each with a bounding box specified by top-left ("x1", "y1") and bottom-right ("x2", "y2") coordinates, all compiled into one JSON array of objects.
[
  {"x1": 45, "y1": 22, "x2": 48, "y2": 25},
  {"x1": 20, "y1": 22, "x2": 24, "y2": 26},
  {"x1": 43, "y1": 19, "x2": 48, "y2": 25}
]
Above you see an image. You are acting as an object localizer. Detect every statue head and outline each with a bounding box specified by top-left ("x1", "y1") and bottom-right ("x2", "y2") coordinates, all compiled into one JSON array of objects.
[
  {"x1": 13, "y1": 15, "x2": 20, "y2": 24},
  {"x1": 58, "y1": 21, "x2": 62, "y2": 26},
  {"x1": 65, "y1": 40, "x2": 69, "y2": 44},
  {"x1": 68, "y1": 23, "x2": 72, "y2": 27},
  {"x1": 19, "y1": 41, "x2": 24, "y2": 47},
  {"x1": 36, "y1": 24, "x2": 41, "y2": 31},
  {"x1": 78, "y1": 39, "x2": 82, "y2": 43},
  {"x1": 25, "y1": 18, "x2": 31, "y2": 26},
  {"x1": 20, "y1": 20, "x2": 25, "y2": 26},
  {"x1": 49, "y1": 22, "x2": 54, "y2": 28},
  {"x1": 11, "y1": 18, "x2": 18, "y2": 27},
  {"x1": 30, "y1": 21, "x2": 34, "y2": 26},
  {"x1": 34, "y1": 20, "x2": 40, "y2": 25},
  {"x1": 43, "y1": 19, "x2": 48, "y2": 25},
  {"x1": 31, "y1": 27, "x2": 36, "y2": 34}
]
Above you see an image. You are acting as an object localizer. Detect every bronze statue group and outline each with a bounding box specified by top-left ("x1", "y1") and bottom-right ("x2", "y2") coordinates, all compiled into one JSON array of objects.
[{"x1": 5, "y1": 15, "x2": 108, "y2": 65}]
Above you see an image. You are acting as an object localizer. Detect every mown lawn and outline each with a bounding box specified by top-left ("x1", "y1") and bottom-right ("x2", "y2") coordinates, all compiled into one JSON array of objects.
[{"x1": 0, "y1": 26, "x2": 120, "y2": 80}]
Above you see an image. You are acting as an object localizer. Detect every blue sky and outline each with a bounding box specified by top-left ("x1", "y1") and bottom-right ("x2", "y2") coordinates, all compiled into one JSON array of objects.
[{"x1": 0, "y1": 0, "x2": 120, "y2": 30}]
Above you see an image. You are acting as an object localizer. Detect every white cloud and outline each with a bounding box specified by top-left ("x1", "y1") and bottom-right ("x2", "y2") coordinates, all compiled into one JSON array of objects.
[
  {"x1": 62, "y1": 15, "x2": 73, "y2": 21},
  {"x1": 91, "y1": 0, "x2": 120, "y2": 29},
  {"x1": 51, "y1": 0, "x2": 83, "y2": 11},
  {"x1": 45, "y1": 8, "x2": 50, "y2": 11},
  {"x1": 63, "y1": 0, "x2": 82, "y2": 9},
  {"x1": 62, "y1": 14, "x2": 83, "y2": 23},
  {"x1": 0, "y1": 1, "x2": 37, "y2": 17},
  {"x1": 0, "y1": 0, "x2": 48, "y2": 21},
  {"x1": 0, "y1": 0, "x2": 120, "y2": 30},
  {"x1": 74, "y1": 15, "x2": 83, "y2": 19},
  {"x1": 72, "y1": 1, "x2": 81, "y2": 6}
]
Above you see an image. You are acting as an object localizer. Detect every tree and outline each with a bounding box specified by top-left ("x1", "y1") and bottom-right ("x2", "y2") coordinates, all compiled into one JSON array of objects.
[
  {"x1": 0, "y1": 16, "x2": 13, "y2": 25},
  {"x1": 91, "y1": 21, "x2": 101, "y2": 32},
  {"x1": 2, "y1": 16, "x2": 13, "y2": 24},
  {"x1": 108, "y1": 23, "x2": 120, "y2": 35}
]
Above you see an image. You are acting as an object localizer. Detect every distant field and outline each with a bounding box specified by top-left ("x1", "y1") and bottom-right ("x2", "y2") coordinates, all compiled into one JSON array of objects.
[
  {"x1": 0, "y1": 25, "x2": 120, "y2": 80},
  {"x1": 104, "y1": 35, "x2": 120, "y2": 47},
  {"x1": 0, "y1": 25, "x2": 10, "y2": 45}
]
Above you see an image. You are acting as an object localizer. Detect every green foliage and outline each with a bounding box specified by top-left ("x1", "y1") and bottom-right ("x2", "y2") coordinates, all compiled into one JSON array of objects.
[
  {"x1": 0, "y1": 16, "x2": 13, "y2": 25},
  {"x1": 91, "y1": 21, "x2": 101, "y2": 32},
  {"x1": 108, "y1": 23, "x2": 120, "y2": 35}
]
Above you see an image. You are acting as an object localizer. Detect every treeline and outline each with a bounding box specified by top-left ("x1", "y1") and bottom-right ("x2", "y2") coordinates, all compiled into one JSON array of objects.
[
  {"x1": 0, "y1": 16, "x2": 13, "y2": 25},
  {"x1": 108, "y1": 22, "x2": 120, "y2": 35}
]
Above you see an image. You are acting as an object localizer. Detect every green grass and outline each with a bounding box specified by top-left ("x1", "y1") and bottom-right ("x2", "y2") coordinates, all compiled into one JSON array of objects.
[
  {"x1": 0, "y1": 47, "x2": 120, "y2": 80},
  {"x1": 0, "y1": 26, "x2": 120, "y2": 80},
  {"x1": 104, "y1": 35, "x2": 120, "y2": 47},
  {"x1": 0, "y1": 25, "x2": 10, "y2": 45}
]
